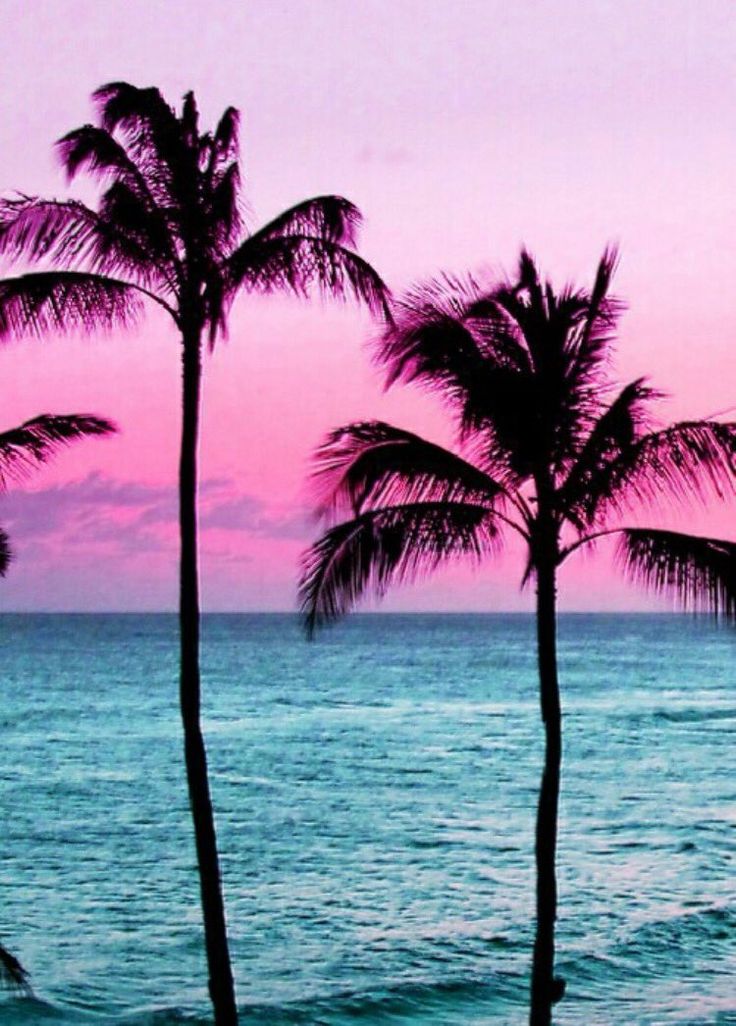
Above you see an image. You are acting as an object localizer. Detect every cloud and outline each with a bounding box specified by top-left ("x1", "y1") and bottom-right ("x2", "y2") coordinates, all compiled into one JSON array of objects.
[
  {"x1": 200, "y1": 494, "x2": 310, "y2": 539},
  {"x1": 0, "y1": 473, "x2": 312, "y2": 561},
  {"x1": 0, "y1": 473, "x2": 172, "y2": 541}
]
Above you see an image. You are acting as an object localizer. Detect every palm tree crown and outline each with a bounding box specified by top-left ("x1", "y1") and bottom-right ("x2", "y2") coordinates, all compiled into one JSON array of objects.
[
  {"x1": 300, "y1": 249, "x2": 736, "y2": 628},
  {"x1": 0, "y1": 82, "x2": 388, "y2": 342}
]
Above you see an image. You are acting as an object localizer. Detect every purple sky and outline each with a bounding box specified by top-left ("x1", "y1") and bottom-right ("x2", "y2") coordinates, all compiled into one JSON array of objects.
[{"x1": 0, "y1": 1, "x2": 734, "y2": 611}]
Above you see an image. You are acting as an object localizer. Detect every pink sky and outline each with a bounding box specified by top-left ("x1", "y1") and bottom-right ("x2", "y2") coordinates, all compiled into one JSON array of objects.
[{"x1": 0, "y1": 0, "x2": 734, "y2": 611}]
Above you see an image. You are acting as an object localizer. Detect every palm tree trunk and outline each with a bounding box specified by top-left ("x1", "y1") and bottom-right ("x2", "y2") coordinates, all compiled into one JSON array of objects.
[
  {"x1": 529, "y1": 553, "x2": 562, "y2": 1026},
  {"x1": 179, "y1": 334, "x2": 239, "y2": 1026}
]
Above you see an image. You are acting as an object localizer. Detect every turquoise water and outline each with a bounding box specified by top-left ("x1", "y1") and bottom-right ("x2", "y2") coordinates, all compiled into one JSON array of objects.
[{"x1": 0, "y1": 613, "x2": 733, "y2": 1026}]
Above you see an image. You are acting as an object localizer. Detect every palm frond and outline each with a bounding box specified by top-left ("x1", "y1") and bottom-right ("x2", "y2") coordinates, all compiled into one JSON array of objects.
[
  {"x1": 91, "y1": 81, "x2": 180, "y2": 170},
  {"x1": 56, "y1": 124, "x2": 156, "y2": 203},
  {"x1": 251, "y1": 196, "x2": 363, "y2": 248},
  {"x1": 0, "y1": 196, "x2": 92, "y2": 263},
  {"x1": 54, "y1": 121, "x2": 178, "y2": 278},
  {"x1": 0, "y1": 528, "x2": 12, "y2": 577},
  {"x1": 379, "y1": 272, "x2": 495, "y2": 389},
  {"x1": 490, "y1": 254, "x2": 551, "y2": 369},
  {"x1": 0, "y1": 414, "x2": 116, "y2": 488},
  {"x1": 380, "y1": 269, "x2": 596, "y2": 480},
  {"x1": 300, "y1": 501, "x2": 501, "y2": 636},
  {"x1": 632, "y1": 420, "x2": 736, "y2": 503},
  {"x1": 488, "y1": 250, "x2": 623, "y2": 473},
  {"x1": 92, "y1": 83, "x2": 186, "y2": 214},
  {"x1": 208, "y1": 162, "x2": 242, "y2": 249},
  {"x1": 93, "y1": 81, "x2": 178, "y2": 141},
  {"x1": 225, "y1": 234, "x2": 390, "y2": 319},
  {"x1": 312, "y1": 420, "x2": 507, "y2": 517},
  {"x1": 574, "y1": 419, "x2": 736, "y2": 526},
  {"x1": 0, "y1": 271, "x2": 142, "y2": 338},
  {"x1": 0, "y1": 942, "x2": 30, "y2": 994},
  {"x1": 566, "y1": 246, "x2": 622, "y2": 386},
  {"x1": 619, "y1": 528, "x2": 736, "y2": 618},
  {"x1": 212, "y1": 107, "x2": 240, "y2": 163},
  {"x1": 96, "y1": 184, "x2": 177, "y2": 285},
  {"x1": 377, "y1": 275, "x2": 531, "y2": 467},
  {"x1": 560, "y1": 378, "x2": 659, "y2": 524},
  {"x1": 0, "y1": 196, "x2": 173, "y2": 290}
]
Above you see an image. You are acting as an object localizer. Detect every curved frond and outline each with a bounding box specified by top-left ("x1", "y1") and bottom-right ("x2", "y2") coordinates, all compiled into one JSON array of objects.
[
  {"x1": 569, "y1": 246, "x2": 622, "y2": 384},
  {"x1": 251, "y1": 196, "x2": 363, "y2": 248},
  {"x1": 379, "y1": 272, "x2": 507, "y2": 388},
  {"x1": 560, "y1": 378, "x2": 659, "y2": 525},
  {"x1": 312, "y1": 420, "x2": 509, "y2": 517},
  {"x1": 57, "y1": 124, "x2": 156, "y2": 201},
  {"x1": 0, "y1": 196, "x2": 174, "y2": 291},
  {"x1": 54, "y1": 124, "x2": 179, "y2": 278},
  {"x1": 619, "y1": 528, "x2": 736, "y2": 618},
  {"x1": 93, "y1": 81, "x2": 178, "y2": 141},
  {"x1": 492, "y1": 248, "x2": 622, "y2": 384},
  {"x1": 300, "y1": 501, "x2": 501, "y2": 636},
  {"x1": 553, "y1": 250, "x2": 624, "y2": 455},
  {"x1": 209, "y1": 162, "x2": 242, "y2": 248},
  {"x1": 92, "y1": 82, "x2": 190, "y2": 218},
  {"x1": 96, "y1": 184, "x2": 177, "y2": 285},
  {"x1": 225, "y1": 234, "x2": 390, "y2": 319},
  {"x1": 212, "y1": 107, "x2": 240, "y2": 163},
  {"x1": 378, "y1": 272, "x2": 566, "y2": 479},
  {"x1": 632, "y1": 421, "x2": 736, "y2": 503},
  {"x1": 0, "y1": 942, "x2": 30, "y2": 994},
  {"x1": 0, "y1": 271, "x2": 142, "y2": 338},
  {"x1": 572, "y1": 418, "x2": 736, "y2": 527},
  {"x1": 0, "y1": 196, "x2": 91, "y2": 263},
  {"x1": 0, "y1": 414, "x2": 116, "y2": 488},
  {"x1": 474, "y1": 250, "x2": 623, "y2": 474}
]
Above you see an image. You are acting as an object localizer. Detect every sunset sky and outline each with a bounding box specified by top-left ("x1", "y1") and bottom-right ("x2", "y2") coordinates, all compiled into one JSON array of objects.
[{"x1": 0, "y1": 0, "x2": 734, "y2": 611}]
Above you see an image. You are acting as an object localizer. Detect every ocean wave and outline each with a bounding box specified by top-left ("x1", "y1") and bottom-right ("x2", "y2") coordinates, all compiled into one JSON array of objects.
[
  {"x1": 653, "y1": 707, "x2": 736, "y2": 724},
  {"x1": 0, "y1": 997, "x2": 210, "y2": 1026},
  {"x1": 238, "y1": 974, "x2": 522, "y2": 1025},
  {"x1": 621, "y1": 905, "x2": 734, "y2": 954},
  {"x1": 579, "y1": 904, "x2": 736, "y2": 984},
  {"x1": 0, "y1": 978, "x2": 523, "y2": 1026}
]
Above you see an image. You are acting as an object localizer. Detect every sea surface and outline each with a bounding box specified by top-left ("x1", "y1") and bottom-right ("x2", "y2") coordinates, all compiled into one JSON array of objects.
[{"x1": 0, "y1": 613, "x2": 733, "y2": 1026}]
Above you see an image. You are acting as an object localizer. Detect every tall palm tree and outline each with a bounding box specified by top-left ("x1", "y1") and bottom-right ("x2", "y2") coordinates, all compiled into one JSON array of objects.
[
  {"x1": 299, "y1": 249, "x2": 736, "y2": 1026},
  {"x1": 0, "y1": 411, "x2": 115, "y2": 1001},
  {"x1": 0, "y1": 82, "x2": 390, "y2": 1026}
]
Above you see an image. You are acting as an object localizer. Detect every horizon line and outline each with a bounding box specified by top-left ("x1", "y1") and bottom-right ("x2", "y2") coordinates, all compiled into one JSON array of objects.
[{"x1": 0, "y1": 608, "x2": 695, "y2": 616}]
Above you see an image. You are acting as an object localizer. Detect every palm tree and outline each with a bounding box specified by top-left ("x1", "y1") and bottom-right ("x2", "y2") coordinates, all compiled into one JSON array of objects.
[
  {"x1": 0, "y1": 83, "x2": 390, "y2": 1026},
  {"x1": 299, "y1": 249, "x2": 736, "y2": 1026},
  {"x1": 0, "y1": 411, "x2": 115, "y2": 1000}
]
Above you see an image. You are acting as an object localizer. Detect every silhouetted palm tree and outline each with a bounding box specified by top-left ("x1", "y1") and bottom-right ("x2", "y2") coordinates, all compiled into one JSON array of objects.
[
  {"x1": 299, "y1": 249, "x2": 736, "y2": 1026},
  {"x1": 0, "y1": 82, "x2": 389, "y2": 1026},
  {"x1": 0, "y1": 411, "x2": 115, "y2": 999}
]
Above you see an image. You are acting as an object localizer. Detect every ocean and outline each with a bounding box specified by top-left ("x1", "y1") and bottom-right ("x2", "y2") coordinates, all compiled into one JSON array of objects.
[{"x1": 0, "y1": 613, "x2": 733, "y2": 1026}]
